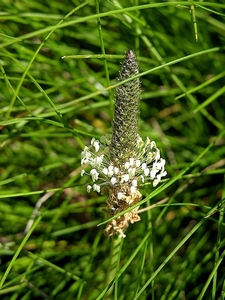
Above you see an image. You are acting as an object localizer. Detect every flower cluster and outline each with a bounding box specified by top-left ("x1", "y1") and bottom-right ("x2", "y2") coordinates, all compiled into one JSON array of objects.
[
  {"x1": 81, "y1": 135, "x2": 166, "y2": 237},
  {"x1": 81, "y1": 50, "x2": 166, "y2": 237},
  {"x1": 81, "y1": 136, "x2": 166, "y2": 192}
]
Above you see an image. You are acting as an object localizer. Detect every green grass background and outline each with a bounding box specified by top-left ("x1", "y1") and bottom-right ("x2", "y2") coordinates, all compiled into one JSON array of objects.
[{"x1": 0, "y1": 1, "x2": 225, "y2": 299}]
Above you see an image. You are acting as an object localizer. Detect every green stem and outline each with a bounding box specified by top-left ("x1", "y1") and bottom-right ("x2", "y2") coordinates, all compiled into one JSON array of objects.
[{"x1": 105, "y1": 236, "x2": 123, "y2": 299}]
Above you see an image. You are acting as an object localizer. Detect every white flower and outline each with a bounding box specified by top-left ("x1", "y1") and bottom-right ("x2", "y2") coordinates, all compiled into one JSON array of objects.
[{"x1": 81, "y1": 134, "x2": 166, "y2": 198}]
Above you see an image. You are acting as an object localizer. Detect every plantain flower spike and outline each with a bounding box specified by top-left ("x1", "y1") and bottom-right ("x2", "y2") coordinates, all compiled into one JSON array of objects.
[{"x1": 81, "y1": 50, "x2": 167, "y2": 238}]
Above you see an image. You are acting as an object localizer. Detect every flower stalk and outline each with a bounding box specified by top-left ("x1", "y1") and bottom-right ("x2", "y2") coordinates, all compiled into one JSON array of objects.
[{"x1": 81, "y1": 50, "x2": 167, "y2": 238}]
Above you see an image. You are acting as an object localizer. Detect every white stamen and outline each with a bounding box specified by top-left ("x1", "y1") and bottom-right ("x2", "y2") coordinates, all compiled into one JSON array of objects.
[
  {"x1": 121, "y1": 232, "x2": 126, "y2": 238},
  {"x1": 144, "y1": 168, "x2": 150, "y2": 176},
  {"x1": 131, "y1": 186, "x2": 136, "y2": 194},
  {"x1": 94, "y1": 155, "x2": 103, "y2": 165},
  {"x1": 94, "y1": 141, "x2": 100, "y2": 152},
  {"x1": 103, "y1": 167, "x2": 108, "y2": 175},
  {"x1": 123, "y1": 174, "x2": 129, "y2": 182},
  {"x1": 146, "y1": 137, "x2": 151, "y2": 145},
  {"x1": 129, "y1": 158, "x2": 134, "y2": 166},
  {"x1": 87, "y1": 185, "x2": 92, "y2": 193},
  {"x1": 118, "y1": 192, "x2": 123, "y2": 200},
  {"x1": 108, "y1": 168, "x2": 114, "y2": 177},
  {"x1": 90, "y1": 169, "x2": 99, "y2": 181},
  {"x1": 132, "y1": 179, "x2": 137, "y2": 187},
  {"x1": 125, "y1": 162, "x2": 130, "y2": 169},
  {"x1": 136, "y1": 160, "x2": 141, "y2": 167},
  {"x1": 150, "y1": 141, "x2": 156, "y2": 149},
  {"x1": 110, "y1": 177, "x2": 116, "y2": 185},
  {"x1": 114, "y1": 167, "x2": 119, "y2": 174},
  {"x1": 150, "y1": 169, "x2": 157, "y2": 179},
  {"x1": 93, "y1": 184, "x2": 101, "y2": 192},
  {"x1": 128, "y1": 167, "x2": 136, "y2": 177},
  {"x1": 142, "y1": 163, "x2": 147, "y2": 170}
]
